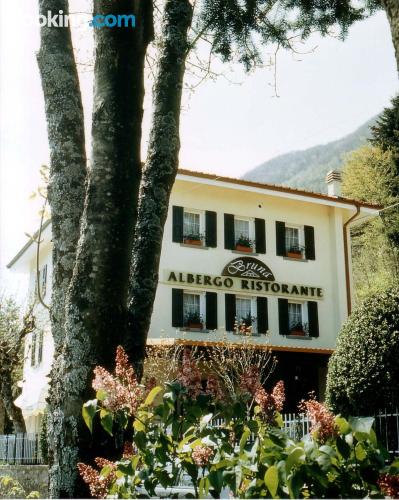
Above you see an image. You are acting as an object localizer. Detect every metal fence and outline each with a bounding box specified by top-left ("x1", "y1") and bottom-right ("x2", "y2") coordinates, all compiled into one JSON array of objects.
[
  {"x1": 0, "y1": 433, "x2": 43, "y2": 465},
  {"x1": 0, "y1": 410, "x2": 398, "y2": 465},
  {"x1": 374, "y1": 408, "x2": 399, "y2": 457}
]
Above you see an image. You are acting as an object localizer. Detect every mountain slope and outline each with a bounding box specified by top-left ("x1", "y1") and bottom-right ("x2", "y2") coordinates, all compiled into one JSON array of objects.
[{"x1": 243, "y1": 116, "x2": 378, "y2": 193}]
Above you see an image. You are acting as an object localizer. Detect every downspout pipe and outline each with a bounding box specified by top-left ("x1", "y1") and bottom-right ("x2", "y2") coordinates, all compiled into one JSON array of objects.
[{"x1": 343, "y1": 204, "x2": 360, "y2": 315}]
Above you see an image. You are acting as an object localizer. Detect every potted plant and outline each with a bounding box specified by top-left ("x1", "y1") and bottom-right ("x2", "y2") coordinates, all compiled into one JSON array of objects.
[
  {"x1": 184, "y1": 312, "x2": 204, "y2": 330},
  {"x1": 286, "y1": 245, "x2": 304, "y2": 259},
  {"x1": 235, "y1": 235, "x2": 253, "y2": 253},
  {"x1": 234, "y1": 314, "x2": 256, "y2": 335},
  {"x1": 183, "y1": 232, "x2": 203, "y2": 246},
  {"x1": 289, "y1": 322, "x2": 308, "y2": 336}
]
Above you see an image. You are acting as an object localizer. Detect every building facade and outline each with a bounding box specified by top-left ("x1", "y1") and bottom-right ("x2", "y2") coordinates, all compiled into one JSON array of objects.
[{"x1": 7, "y1": 169, "x2": 379, "y2": 430}]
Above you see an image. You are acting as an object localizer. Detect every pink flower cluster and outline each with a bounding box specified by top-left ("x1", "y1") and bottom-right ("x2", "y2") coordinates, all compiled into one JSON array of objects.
[
  {"x1": 240, "y1": 367, "x2": 285, "y2": 419},
  {"x1": 122, "y1": 441, "x2": 136, "y2": 459},
  {"x1": 92, "y1": 346, "x2": 144, "y2": 414},
  {"x1": 177, "y1": 348, "x2": 202, "y2": 398},
  {"x1": 192, "y1": 445, "x2": 214, "y2": 467},
  {"x1": 378, "y1": 474, "x2": 399, "y2": 499},
  {"x1": 77, "y1": 458, "x2": 116, "y2": 499},
  {"x1": 299, "y1": 398, "x2": 337, "y2": 443},
  {"x1": 206, "y1": 373, "x2": 224, "y2": 401}
]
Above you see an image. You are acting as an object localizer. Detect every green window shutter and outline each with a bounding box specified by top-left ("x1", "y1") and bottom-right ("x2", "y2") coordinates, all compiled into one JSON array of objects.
[
  {"x1": 257, "y1": 296, "x2": 268, "y2": 334},
  {"x1": 276, "y1": 221, "x2": 286, "y2": 256},
  {"x1": 278, "y1": 298, "x2": 289, "y2": 335},
  {"x1": 224, "y1": 214, "x2": 235, "y2": 249},
  {"x1": 172, "y1": 206, "x2": 184, "y2": 243},
  {"x1": 308, "y1": 301, "x2": 319, "y2": 337},
  {"x1": 172, "y1": 288, "x2": 184, "y2": 327},
  {"x1": 225, "y1": 294, "x2": 236, "y2": 331},
  {"x1": 206, "y1": 292, "x2": 218, "y2": 330},
  {"x1": 255, "y1": 218, "x2": 266, "y2": 254},
  {"x1": 304, "y1": 225, "x2": 316, "y2": 260},
  {"x1": 31, "y1": 332, "x2": 37, "y2": 367},
  {"x1": 205, "y1": 211, "x2": 217, "y2": 248}
]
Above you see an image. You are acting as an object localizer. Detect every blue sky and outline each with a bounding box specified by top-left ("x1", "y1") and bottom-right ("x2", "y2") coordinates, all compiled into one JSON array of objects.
[{"x1": 0, "y1": 1, "x2": 397, "y2": 297}]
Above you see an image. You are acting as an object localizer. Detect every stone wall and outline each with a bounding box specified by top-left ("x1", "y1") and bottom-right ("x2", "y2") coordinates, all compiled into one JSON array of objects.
[{"x1": 0, "y1": 465, "x2": 48, "y2": 498}]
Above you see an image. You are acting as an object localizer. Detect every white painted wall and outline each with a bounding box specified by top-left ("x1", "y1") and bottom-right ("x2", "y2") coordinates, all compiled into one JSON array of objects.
[{"x1": 7, "y1": 174, "x2": 374, "y2": 429}]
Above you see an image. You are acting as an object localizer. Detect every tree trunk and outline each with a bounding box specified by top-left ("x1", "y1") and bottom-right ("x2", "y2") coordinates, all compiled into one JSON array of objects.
[
  {"x1": 45, "y1": 1, "x2": 153, "y2": 496},
  {"x1": 0, "y1": 373, "x2": 26, "y2": 434},
  {"x1": 37, "y1": 1, "x2": 87, "y2": 497},
  {"x1": 0, "y1": 399, "x2": 5, "y2": 434},
  {"x1": 382, "y1": 0, "x2": 399, "y2": 74},
  {"x1": 127, "y1": 0, "x2": 193, "y2": 374}
]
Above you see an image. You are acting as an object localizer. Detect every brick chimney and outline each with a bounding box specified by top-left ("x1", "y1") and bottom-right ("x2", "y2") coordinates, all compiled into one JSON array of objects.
[{"x1": 325, "y1": 170, "x2": 342, "y2": 197}]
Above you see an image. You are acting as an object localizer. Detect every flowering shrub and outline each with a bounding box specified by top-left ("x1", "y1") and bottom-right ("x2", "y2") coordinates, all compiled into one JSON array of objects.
[{"x1": 80, "y1": 346, "x2": 399, "y2": 499}]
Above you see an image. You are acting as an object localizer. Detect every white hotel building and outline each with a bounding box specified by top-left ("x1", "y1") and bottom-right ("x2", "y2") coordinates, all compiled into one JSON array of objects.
[{"x1": 7, "y1": 169, "x2": 379, "y2": 431}]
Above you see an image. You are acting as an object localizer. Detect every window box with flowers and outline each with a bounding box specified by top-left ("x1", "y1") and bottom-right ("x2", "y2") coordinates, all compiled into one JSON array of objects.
[
  {"x1": 183, "y1": 232, "x2": 204, "y2": 246},
  {"x1": 184, "y1": 311, "x2": 204, "y2": 330},
  {"x1": 289, "y1": 322, "x2": 309, "y2": 337},
  {"x1": 286, "y1": 245, "x2": 305, "y2": 259},
  {"x1": 235, "y1": 235, "x2": 253, "y2": 253}
]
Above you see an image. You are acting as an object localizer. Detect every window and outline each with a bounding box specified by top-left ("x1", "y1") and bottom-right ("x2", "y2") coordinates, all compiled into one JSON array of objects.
[
  {"x1": 184, "y1": 211, "x2": 200, "y2": 238},
  {"x1": 288, "y1": 302, "x2": 302, "y2": 329},
  {"x1": 30, "y1": 330, "x2": 44, "y2": 367},
  {"x1": 234, "y1": 219, "x2": 250, "y2": 242},
  {"x1": 183, "y1": 292, "x2": 203, "y2": 327},
  {"x1": 233, "y1": 217, "x2": 254, "y2": 252},
  {"x1": 236, "y1": 297, "x2": 252, "y2": 323},
  {"x1": 285, "y1": 227, "x2": 299, "y2": 252},
  {"x1": 276, "y1": 222, "x2": 315, "y2": 260},
  {"x1": 35, "y1": 264, "x2": 48, "y2": 299},
  {"x1": 172, "y1": 289, "x2": 217, "y2": 329},
  {"x1": 30, "y1": 332, "x2": 36, "y2": 367},
  {"x1": 234, "y1": 296, "x2": 258, "y2": 333}
]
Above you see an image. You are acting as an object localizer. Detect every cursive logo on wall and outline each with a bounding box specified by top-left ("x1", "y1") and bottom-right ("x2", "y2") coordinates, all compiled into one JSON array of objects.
[{"x1": 222, "y1": 257, "x2": 275, "y2": 281}]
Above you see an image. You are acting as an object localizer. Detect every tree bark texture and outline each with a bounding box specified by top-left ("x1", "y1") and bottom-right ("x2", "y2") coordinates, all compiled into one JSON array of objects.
[
  {"x1": 382, "y1": 0, "x2": 399, "y2": 74},
  {"x1": 37, "y1": 1, "x2": 87, "y2": 496},
  {"x1": 127, "y1": 0, "x2": 193, "y2": 373},
  {"x1": 45, "y1": 1, "x2": 153, "y2": 496}
]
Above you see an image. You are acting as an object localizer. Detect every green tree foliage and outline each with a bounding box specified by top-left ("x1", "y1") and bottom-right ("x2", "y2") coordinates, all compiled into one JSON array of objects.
[
  {"x1": 326, "y1": 285, "x2": 399, "y2": 416},
  {"x1": 341, "y1": 145, "x2": 399, "y2": 299},
  {"x1": 198, "y1": 0, "x2": 376, "y2": 70},
  {"x1": 370, "y1": 95, "x2": 399, "y2": 247}
]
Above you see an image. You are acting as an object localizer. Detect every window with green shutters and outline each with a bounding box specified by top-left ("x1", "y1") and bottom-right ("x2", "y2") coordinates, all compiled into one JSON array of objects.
[
  {"x1": 173, "y1": 206, "x2": 217, "y2": 247},
  {"x1": 225, "y1": 294, "x2": 268, "y2": 334},
  {"x1": 276, "y1": 221, "x2": 315, "y2": 260},
  {"x1": 225, "y1": 214, "x2": 266, "y2": 253},
  {"x1": 278, "y1": 298, "x2": 319, "y2": 337},
  {"x1": 172, "y1": 289, "x2": 218, "y2": 330}
]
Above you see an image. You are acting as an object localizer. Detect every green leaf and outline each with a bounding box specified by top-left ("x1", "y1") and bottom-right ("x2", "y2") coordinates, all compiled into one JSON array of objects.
[
  {"x1": 288, "y1": 471, "x2": 304, "y2": 499},
  {"x1": 100, "y1": 409, "x2": 113, "y2": 436},
  {"x1": 144, "y1": 386, "x2": 163, "y2": 406},
  {"x1": 349, "y1": 417, "x2": 374, "y2": 435},
  {"x1": 285, "y1": 447, "x2": 305, "y2": 473},
  {"x1": 82, "y1": 399, "x2": 97, "y2": 433},
  {"x1": 239, "y1": 428, "x2": 250, "y2": 452},
  {"x1": 336, "y1": 436, "x2": 351, "y2": 459},
  {"x1": 264, "y1": 465, "x2": 279, "y2": 497},
  {"x1": 208, "y1": 470, "x2": 223, "y2": 493},
  {"x1": 96, "y1": 389, "x2": 107, "y2": 402},
  {"x1": 355, "y1": 442, "x2": 367, "y2": 461},
  {"x1": 133, "y1": 418, "x2": 145, "y2": 432},
  {"x1": 335, "y1": 416, "x2": 350, "y2": 435}
]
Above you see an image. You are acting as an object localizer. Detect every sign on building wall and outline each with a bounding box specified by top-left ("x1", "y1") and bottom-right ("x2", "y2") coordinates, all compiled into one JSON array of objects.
[{"x1": 164, "y1": 257, "x2": 323, "y2": 300}]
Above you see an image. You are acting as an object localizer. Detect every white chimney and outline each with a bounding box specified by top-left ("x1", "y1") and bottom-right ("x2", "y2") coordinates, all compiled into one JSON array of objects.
[{"x1": 325, "y1": 170, "x2": 342, "y2": 197}]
